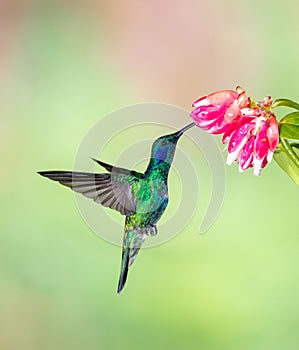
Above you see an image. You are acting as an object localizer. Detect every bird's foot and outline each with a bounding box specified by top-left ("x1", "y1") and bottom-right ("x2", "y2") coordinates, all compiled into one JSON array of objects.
[{"x1": 146, "y1": 225, "x2": 157, "y2": 236}]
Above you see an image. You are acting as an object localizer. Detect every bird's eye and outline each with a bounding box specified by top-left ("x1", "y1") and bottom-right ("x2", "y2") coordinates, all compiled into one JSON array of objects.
[{"x1": 161, "y1": 140, "x2": 168, "y2": 146}]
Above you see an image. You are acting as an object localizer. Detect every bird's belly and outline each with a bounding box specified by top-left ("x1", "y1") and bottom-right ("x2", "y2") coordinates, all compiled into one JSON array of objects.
[{"x1": 128, "y1": 197, "x2": 168, "y2": 228}]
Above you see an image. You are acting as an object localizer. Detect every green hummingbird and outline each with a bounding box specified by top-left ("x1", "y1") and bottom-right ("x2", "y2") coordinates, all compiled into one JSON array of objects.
[{"x1": 38, "y1": 122, "x2": 195, "y2": 293}]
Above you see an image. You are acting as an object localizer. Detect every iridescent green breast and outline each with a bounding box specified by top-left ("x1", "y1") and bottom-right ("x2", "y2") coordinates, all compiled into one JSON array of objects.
[{"x1": 127, "y1": 178, "x2": 169, "y2": 228}]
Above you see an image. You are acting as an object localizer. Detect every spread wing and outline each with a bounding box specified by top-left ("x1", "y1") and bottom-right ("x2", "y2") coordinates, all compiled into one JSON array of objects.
[{"x1": 38, "y1": 162, "x2": 143, "y2": 216}]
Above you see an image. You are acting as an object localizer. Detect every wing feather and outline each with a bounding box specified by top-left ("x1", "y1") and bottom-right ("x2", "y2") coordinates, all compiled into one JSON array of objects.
[{"x1": 38, "y1": 170, "x2": 141, "y2": 216}]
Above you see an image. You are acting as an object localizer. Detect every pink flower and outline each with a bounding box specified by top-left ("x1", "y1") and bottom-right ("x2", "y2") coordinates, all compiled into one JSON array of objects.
[
  {"x1": 190, "y1": 86, "x2": 249, "y2": 134},
  {"x1": 225, "y1": 112, "x2": 279, "y2": 176},
  {"x1": 190, "y1": 87, "x2": 280, "y2": 176},
  {"x1": 226, "y1": 116, "x2": 256, "y2": 166}
]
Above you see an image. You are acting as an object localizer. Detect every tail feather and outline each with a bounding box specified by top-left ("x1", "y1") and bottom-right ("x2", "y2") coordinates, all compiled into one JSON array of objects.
[
  {"x1": 117, "y1": 248, "x2": 130, "y2": 294},
  {"x1": 117, "y1": 247, "x2": 142, "y2": 294},
  {"x1": 117, "y1": 227, "x2": 147, "y2": 294}
]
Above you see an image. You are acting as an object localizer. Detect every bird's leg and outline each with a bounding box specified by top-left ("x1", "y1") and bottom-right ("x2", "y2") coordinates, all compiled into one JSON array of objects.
[{"x1": 146, "y1": 224, "x2": 158, "y2": 236}]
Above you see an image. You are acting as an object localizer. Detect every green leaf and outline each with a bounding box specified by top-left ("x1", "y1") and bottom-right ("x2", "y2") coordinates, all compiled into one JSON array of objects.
[
  {"x1": 272, "y1": 98, "x2": 299, "y2": 110},
  {"x1": 279, "y1": 112, "x2": 299, "y2": 140},
  {"x1": 274, "y1": 141, "x2": 299, "y2": 187}
]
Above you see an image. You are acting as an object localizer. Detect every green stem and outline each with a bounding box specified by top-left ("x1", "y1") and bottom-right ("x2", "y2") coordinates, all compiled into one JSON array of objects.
[{"x1": 280, "y1": 138, "x2": 299, "y2": 168}]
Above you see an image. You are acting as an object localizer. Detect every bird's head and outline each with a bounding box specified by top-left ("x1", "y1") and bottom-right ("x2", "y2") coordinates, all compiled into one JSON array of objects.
[{"x1": 150, "y1": 122, "x2": 195, "y2": 164}]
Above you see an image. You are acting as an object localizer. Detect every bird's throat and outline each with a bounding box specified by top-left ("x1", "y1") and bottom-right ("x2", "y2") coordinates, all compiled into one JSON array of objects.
[{"x1": 144, "y1": 158, "x2": 171, "y2": 180}]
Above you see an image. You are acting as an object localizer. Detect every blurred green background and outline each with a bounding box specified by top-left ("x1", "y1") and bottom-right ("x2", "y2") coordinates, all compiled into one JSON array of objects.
[{"x1": 1, "y1": 1, "x2": 298, "y2": 349}]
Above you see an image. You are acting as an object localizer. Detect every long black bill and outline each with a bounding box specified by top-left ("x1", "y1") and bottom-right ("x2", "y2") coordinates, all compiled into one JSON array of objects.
[{"x1": 176, "y1": 122, "x2": 195, "y2": 137}]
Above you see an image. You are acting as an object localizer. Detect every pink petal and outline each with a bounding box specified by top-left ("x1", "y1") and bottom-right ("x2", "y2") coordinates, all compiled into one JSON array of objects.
[
  {"x1": 206, "y1": 90, "x2": 238, "y2": 108},
  {"x1": 239, "y1": 136, "x2": 254, "y2": 171},
  {"x1": 227, "y1": 135, "x2": 249, "y2": 165},
  {"x1": 221, "y1": 118, "x2": 242, "y2": 142},
  {"x1": 254, "y1": 121, "x2": 269, "y2": 160},
  {"x1": 228, "y1": 117, "x2": 255, "y2": 153},
  {"x1": 191, "y1": 87, "x2": 249, "y2": 136},
  {"x1": 223, "y1": 101, "x2": 242, "y2": 122},
  {"x1": 267, "y1": 116, "x2": 279, "y2": 151},
  {"x1": 192, "y1": 96, "x2": 208, "y2": 107}
]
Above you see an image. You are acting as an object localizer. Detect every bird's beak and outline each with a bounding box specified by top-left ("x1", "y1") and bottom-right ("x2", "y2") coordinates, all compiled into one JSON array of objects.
[{"x1": 175, "y1": 122, "x2": 196, "y2": 137}]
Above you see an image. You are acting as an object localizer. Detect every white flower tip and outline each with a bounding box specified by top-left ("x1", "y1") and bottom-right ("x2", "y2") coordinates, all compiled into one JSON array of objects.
[
  {"x1": 226, "y1": 153, "x2": 236, "y2": 166},
  {"x1": 267, "y1": 150, "x2": 274, "y2": 163},
  {"x1": 253, "y1": 157, "x2": 263, "y2": 176},
  {"x1": 253, "y1": 168, "x2": 261, "y2": 176},
  {"x1": 192, "y1": 98, "x2": 209, "y2": 108}
]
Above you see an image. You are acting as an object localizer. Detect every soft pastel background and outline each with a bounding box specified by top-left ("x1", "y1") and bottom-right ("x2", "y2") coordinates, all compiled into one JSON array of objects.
[{"x1": 1, "y1": 1, "x2": 298, "y2": 349}]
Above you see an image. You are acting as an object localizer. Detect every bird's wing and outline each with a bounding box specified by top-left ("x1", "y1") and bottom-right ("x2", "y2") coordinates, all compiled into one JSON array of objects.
[
  {"x1": 91, "y1": 158, "x2": 142, "y2": 178},
  {"x1": 38, "y1": 169, "x2": 142, "y2": 216}
]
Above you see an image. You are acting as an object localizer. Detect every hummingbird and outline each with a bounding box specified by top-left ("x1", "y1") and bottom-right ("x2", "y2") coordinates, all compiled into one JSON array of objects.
[{"x1": 38, "y1": 122, "x2": 195, "y2": 293}]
